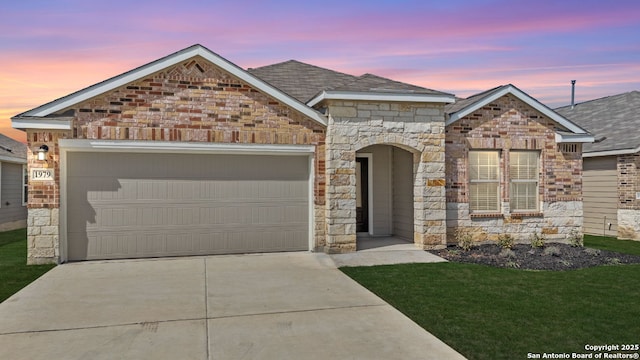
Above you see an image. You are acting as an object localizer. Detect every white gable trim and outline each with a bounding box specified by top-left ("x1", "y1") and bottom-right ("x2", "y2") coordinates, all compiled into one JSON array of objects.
[
  {"x1": 13, "y1": 45, "x2": 327, "y2": 127},
  {"x1": 446, "y1": 85, "x2": 588, "y2": 134},
  {"x1": 12, "y1": 117, "x2": 72, "y2": 130},
  {"x1": 307, "y1": 90, "x2": 455, "y2": 107},
  {"x1": 555, "y1": 133, "x2": 595, "y2": 143}
]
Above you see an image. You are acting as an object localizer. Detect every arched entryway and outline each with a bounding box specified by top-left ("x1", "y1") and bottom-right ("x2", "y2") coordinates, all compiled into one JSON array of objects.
[{"x1": 356, "y1": 144, "x2": 415, "y2": 248}]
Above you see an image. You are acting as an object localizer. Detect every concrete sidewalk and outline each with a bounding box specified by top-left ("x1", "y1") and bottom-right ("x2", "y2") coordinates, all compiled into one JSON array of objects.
[{"x1": 0, "y1": 252, "x2": 464, "y2": 360}]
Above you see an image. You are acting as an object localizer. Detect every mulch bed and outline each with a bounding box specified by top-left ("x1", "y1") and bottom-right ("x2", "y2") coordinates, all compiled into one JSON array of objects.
[{"x1": 428, "y1": 243, "x2": 640, "y2": 271}]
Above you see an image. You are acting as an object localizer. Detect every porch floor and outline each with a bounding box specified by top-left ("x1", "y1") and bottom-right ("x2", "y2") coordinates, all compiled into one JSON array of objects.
[
  {"x1": 356, "y1": 235, "x2": 416, "y2": 251},
  {"x1": 329, "y1": 235, "x2": 447, "y2": 267}
]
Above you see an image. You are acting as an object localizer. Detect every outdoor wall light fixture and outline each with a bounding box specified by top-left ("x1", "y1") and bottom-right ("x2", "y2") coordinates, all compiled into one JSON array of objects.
[{"x1": 37, "y1": 145, "x2": 49, "y2": 161}]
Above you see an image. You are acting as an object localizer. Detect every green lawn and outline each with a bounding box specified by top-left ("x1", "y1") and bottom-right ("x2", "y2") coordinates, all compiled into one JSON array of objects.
[
  {"x1": 584, "y1": 234, "x2": 640, "y2": 256},
  {"x1": 341, "y1": 236, "x2": 640, "y2": 360},
  {"x1": 0, "y1": 228, "x2": 55, "y2": 303}
]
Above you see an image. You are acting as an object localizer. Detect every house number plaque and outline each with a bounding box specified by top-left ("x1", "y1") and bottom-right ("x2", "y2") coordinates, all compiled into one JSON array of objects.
[{"x1": 31, "y1": 168, "x2": 55, "y2": 181}]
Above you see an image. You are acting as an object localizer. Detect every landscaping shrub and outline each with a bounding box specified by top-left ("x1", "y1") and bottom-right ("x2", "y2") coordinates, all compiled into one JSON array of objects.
[
  {"x1": 497, "y1": 234, "x2": 514, "y2": 249},
  {"x1": 567, "y1": 229, "x2": 584, "y2": 247},
  {"x1": 455, "y1": 228, "x2": 473, "y2": 251},
  {"x1": 529, "y1": 232, "x2": 546, "y2": 248}
]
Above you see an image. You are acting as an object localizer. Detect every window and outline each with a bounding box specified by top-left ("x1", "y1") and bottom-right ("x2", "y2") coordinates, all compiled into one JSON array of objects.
[
  {"x1": 22, "y1": 164, "x2": 28, "y2": 206},
  {"x1": 510, "y1": 151, "x2": 538, "y2": 212},
  {"x1": 469, "y1": 151, "x2": 500, "y2": 212}
]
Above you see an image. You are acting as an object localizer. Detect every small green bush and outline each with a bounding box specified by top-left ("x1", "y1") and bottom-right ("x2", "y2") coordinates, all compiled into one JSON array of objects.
[
  {"x1": 455, "y1": 228, "x2": 473, "y2": 251},
  {"x1": 567, "y1": 229, "x2": 584, "y2": 247},
  {"x1": 530, "y1": 232, "x2": 546, "y2": 248},
  {"x1": 497, "y1": 234, "x2": 515, "y2": 249}
]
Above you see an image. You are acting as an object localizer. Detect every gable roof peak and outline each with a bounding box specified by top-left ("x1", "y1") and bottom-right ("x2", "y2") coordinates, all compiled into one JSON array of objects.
[
  {"x1": 446, "y1": 83, "x2": 593, "y2": 142},
  {"x1": 13, "y1": 44, "x2": 327, "y2": 128}
]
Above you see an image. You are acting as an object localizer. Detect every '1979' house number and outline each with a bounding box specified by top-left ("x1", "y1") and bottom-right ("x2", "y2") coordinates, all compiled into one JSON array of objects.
[{"x1": 31, "y1": 168, "x2": 55, "y2": 181}]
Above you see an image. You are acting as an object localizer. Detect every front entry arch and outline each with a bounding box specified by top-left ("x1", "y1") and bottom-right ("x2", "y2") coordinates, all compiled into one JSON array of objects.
[{"x1": 356, "y1": 145, "x2": 414, "y2": 242}]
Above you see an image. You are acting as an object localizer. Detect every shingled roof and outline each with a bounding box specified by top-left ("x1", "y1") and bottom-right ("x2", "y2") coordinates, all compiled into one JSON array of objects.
[
  {"x1": 248, "y1": 60, "x2": 358, "y2": 103},
  {"x1": 248, "y1": 60, "x2": 454, "y2": 104},
  {"x1": 0, "y1": 134, "x2": 27, "y2": 163},
  {"x1": 555, "y1": 91, "x2": 640, "y2": 155},
  {"x1": 444, "y1": 85, "x2": 504, "y2": 114}
]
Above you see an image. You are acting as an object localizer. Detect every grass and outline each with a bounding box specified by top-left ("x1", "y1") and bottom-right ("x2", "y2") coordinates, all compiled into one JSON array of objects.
[
  {"x1": 0, "y1": 228, "x2": 55, "y2": 303},
  {"x1": 584, "y1": 234, "x2": 640, "y2": 256},
  {"x1": 341, "y1": 236, "x2": 640, "y2": 360}
]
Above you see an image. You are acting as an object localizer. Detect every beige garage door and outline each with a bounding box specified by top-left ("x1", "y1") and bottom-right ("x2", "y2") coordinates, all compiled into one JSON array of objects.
[{"x1": 66, "y1": 152, "x2": 309, "y2": 261}]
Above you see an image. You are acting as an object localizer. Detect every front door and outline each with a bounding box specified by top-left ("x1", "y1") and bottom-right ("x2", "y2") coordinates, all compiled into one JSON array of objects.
[{"x1": 356, "y1": 157, "x2": 369, "y2": 233}]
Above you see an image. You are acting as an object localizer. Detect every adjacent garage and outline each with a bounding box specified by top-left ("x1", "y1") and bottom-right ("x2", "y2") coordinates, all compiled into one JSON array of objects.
[{"x1": 64, "y1": 149, "x2": 311, "y2": 261}]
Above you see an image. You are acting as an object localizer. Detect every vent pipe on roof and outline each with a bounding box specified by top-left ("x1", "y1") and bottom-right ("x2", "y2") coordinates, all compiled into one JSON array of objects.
[{"x1": 571, "y1": 80, "x2": 576, "y2": 109}]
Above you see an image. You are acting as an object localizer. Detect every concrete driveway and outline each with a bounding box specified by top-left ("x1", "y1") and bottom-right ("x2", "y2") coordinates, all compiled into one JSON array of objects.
[{"x1": 0, "y1": 252, "x2": 464, "y2": 359}]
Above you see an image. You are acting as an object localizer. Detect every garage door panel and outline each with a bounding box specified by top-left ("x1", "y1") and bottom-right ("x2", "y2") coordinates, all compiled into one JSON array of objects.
[
  {"x1": 67, "y1": 152, "x2": 310, "y2": 261},
  {"x1": 72, "y1": 227, "x2": 308, "y2": 260}
]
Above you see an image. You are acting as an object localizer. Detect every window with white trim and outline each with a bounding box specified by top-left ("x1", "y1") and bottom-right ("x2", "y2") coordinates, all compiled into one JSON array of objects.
[
  {"x1": 510, "y1": 151, "x2": 539, "y2": 212},
  {"x1": 469, "y1": 151, "x2": 500, "y2": 212},
  {"x1": 22, "y1": 164, "x2": 28, "y2": 206}
]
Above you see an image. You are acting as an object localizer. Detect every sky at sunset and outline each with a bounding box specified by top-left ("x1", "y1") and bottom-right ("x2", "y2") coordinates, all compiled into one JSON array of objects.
[{"x1": 2, "y1": 0, "x2": 639, "y2": 142}]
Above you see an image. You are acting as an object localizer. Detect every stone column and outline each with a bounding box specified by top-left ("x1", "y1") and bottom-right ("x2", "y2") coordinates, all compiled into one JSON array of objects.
[{"x1": 415, "y1": 134, "x2": 447, "y2": 249}]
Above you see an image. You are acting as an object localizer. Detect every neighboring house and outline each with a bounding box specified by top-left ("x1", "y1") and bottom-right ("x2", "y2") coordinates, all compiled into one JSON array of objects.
[
  {"x1": 556, "y1": 91, "x2": 640, "y2": 240},
  {"x1": 0, "y1": 134, "x2": 27, "y2": 231},
  {"x1": 11, "y1": 44, "x2": 593, "y2": 264}
]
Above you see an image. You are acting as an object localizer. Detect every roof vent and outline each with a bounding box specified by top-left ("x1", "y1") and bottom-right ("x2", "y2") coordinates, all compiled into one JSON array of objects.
[{"x1": 571, "y1": 80, "x2": 576, "y2": 109}]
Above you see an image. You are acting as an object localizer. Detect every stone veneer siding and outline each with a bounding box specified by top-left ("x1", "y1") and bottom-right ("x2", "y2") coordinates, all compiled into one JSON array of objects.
[
  {"x1": 323, "y1": 100, "x2": 447, "y2": 252},
  {"x1": 25, "y1": 56, "x2": 326, "y2": 264},
  {"x1": 618, "y1": 153, "x2": 640, "y2": 240},
  {"x1": 445, "y1": 94, "x2": 584, "y2": 242}
]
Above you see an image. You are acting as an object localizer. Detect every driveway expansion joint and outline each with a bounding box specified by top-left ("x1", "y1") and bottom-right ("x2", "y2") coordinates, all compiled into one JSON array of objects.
[{"x1": 207, "y1": 303, "x2": 388, "y2": 321}]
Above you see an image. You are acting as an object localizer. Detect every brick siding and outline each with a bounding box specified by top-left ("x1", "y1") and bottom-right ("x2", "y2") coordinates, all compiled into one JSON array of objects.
[
  {"x1": 445, "y1": 94, "x2": 584, "y2": 242},
  {"x1": 25, "y1": 56, "x2": 327, "y2": 263}
]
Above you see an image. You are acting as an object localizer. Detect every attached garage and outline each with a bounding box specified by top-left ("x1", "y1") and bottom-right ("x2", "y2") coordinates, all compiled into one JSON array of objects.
[{"x1": 62, "y1": 142, "x2": 312, "y2": 261}]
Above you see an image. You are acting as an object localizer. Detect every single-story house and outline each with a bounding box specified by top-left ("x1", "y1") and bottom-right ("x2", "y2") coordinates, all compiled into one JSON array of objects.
[
  {"x1": 12, "y1": 44, "x2": 594, "y2": 264},
  {"x1": 0, "y1": 134, "x2": 27, "y2": 231},
  {"x1": 556, "y1": 91, "x2": 640, "y2": 240}
]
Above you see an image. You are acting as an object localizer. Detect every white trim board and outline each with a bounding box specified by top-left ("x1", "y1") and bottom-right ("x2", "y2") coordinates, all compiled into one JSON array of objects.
[
  {"x1": 58, "y1": 139, "x2": 315, "y2": 155},
  {"x1": 555, "y1": 133, "x2": 595, "y2": 144},
  {"x1": 583, "y1": 146, "x2": 640, "y2": 157},
  {"x1": 308, "y1": 91, "x2": 455, "y2": 107},
  {"x1": 13, "y1": 45, "x2": 327, "y2": 128},
  {"x1": 12, "y1": 118, "x2": 72, "y2": 130}
]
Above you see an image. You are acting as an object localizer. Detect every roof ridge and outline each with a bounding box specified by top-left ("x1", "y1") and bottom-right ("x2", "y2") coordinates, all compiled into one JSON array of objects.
[
  {"x1": 357, "y1": 73, "x2": 455, "y2": 96},
  {"x1": 250, "y1": 59, "x2": 358, "y2": 79}
]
